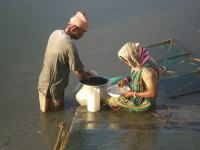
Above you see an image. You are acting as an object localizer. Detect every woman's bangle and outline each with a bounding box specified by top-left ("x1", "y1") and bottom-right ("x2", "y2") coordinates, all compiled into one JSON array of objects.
[
  {"x1": 134, "y1": 91, "x2": 136, "y2": 97},
  {"x1": 123, "y1": 78, "x2": 129, "y2": 83}
]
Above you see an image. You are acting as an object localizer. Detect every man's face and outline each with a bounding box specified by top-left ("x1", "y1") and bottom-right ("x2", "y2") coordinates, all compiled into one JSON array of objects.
[{"x1": 71, "y1": 27, "x2": 87, "y2": 40}]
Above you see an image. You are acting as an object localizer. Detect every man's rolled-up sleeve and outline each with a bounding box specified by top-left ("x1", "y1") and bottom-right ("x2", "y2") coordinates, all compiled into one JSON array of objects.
[{"x1": 67, "y1": 43, "x2": 84, "y2": 72}]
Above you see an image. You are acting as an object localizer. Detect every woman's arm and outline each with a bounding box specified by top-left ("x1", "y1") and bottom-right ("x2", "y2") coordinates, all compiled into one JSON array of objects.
[{"x1": 121, "y1": 68, "x2": 158, "y2": 98}]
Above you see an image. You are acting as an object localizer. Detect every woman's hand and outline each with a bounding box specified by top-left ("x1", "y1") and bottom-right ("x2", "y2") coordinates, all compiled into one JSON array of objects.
[
  {"x1": 120, "y1": 91, "x2": 134, "y2": 98},
  {"x1": 118, "y1": 78, "x2": 128, "y2": 88}
]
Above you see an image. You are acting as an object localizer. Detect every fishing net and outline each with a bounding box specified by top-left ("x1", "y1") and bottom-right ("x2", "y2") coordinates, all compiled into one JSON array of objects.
[{"x1": 110, "y1": 39, "x2": 200, "y2": 98}]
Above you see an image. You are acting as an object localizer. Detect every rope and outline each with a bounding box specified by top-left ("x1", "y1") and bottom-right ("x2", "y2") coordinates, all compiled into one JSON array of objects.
[
  {"x1": 170, "y1": 74, "x2": 200, "y2": 98},
  {"x1": 145, "y1": 39, "x2": 174, "y2": 48},
  {"x1": 156, "y1": 53, "x2": 190, "y2": 61},
  {"x1": 181, "y1": 57, "x2": 200, "y2": 62},
  {"x1": 161, "y1": 70, "x2": 200, "y2": 80},
  {"x1": 150, "y1": 104, "x2": 172, "y2": 127}
]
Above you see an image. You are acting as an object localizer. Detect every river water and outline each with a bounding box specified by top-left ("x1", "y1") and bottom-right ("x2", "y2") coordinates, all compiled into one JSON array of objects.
[{"x1": 1, "y1": 0, "x2": 200, "y2": 150}]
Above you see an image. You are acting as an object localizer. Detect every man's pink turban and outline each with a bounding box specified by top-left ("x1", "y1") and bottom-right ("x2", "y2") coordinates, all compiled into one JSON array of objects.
[{"x1": 68, "y1": 12, "x2": 90, "y2": 31}]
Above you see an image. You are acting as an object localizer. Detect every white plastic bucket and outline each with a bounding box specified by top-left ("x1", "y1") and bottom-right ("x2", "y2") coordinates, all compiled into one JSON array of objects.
[{"x1": 87, "y1": 88, "x2": 100, "y2": 112}]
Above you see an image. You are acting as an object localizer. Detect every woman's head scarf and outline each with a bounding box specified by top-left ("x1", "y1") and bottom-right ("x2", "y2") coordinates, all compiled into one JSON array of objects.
[{"x1": 118, "y1": 42, "x2": 150, "y2": 71}]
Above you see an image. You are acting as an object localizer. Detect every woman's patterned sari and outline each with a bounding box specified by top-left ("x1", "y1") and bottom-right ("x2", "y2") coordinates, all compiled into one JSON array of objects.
[{"x1": 106, "y1": 61, "x2": 158, "y2": 111}]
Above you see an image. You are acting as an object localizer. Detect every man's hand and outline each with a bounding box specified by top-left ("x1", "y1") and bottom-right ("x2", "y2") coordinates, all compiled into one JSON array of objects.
[
  {"x1": 85, "y1": 70, "x2": 97, "y2": 77},
  {"x1": 75, "y1": 69, "x2": 89, "y2": 82}
]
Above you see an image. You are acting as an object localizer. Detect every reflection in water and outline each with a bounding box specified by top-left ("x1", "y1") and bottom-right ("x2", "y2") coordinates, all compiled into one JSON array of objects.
[
  {"x1": 41, "y1": 104, "x2": 200, "y2": 150},
  {"x1": 63, "y1": 106, "x2": 161, "y2": 150},
  {"x1": 105, "y1": 110, "x2": 158, "y2": 150},
  {"x1": 85, "y1": 112, "x2": 101, "y2": 129},
  {"x1": 53, "y1": 122, "x2": 67, "y2": 150},
  {"x1": 38, "y1": 109, "x2": 74, "y2": 150}
]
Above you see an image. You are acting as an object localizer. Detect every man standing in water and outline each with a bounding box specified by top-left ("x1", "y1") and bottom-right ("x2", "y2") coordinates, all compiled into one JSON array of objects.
[{"x1": 38, "y1": 12, "x2": 91, "y2": 112}]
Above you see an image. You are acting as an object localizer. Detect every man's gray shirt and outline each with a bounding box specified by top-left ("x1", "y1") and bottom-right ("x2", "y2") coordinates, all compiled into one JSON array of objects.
[{"x1": 38, "y1": 30, "x2": 84, "y2": 100}]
